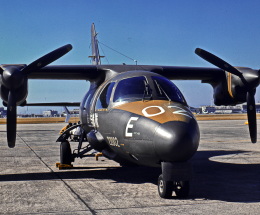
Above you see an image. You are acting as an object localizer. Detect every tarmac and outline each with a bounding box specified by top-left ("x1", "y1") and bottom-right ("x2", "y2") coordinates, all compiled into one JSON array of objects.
[{"x1": 0, "y1": 120, "x2": 259, "y2": 214}]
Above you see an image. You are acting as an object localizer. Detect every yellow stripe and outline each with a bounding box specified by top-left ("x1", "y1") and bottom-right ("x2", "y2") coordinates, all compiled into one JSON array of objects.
[{"x1": 227, "y1": 72, "x2": 234, "y2": 98}]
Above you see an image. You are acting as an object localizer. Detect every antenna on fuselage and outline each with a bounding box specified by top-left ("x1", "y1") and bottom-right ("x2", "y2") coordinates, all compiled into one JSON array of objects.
[{"x1": 88, "y1": 23, "x2": 105, "y2": 65}]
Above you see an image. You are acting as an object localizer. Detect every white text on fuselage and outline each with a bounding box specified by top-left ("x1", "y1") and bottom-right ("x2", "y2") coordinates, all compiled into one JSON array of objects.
[
  {"x1": 125, "y1": 105, "x2": 193, "y2": 137},
  {"x1": 107, "y1": 136, "x2": 120, "y2": 147},
  {"x1": 125, "y1": 117, "x2": 139, "y2": 137},
  {"x1": 142, "y1": 105, "x2": 193, "y2": 118}
]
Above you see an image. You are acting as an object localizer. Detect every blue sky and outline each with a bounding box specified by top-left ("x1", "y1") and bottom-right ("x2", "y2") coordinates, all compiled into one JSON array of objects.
[{"x1": 1, "y1": 0, "x2": 260, "y2": 113}]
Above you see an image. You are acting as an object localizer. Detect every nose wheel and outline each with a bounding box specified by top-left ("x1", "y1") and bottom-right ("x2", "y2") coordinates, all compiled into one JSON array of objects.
[
  {"x1": 158, "y1": 174, "x2": 173, "y2": 198},
  {"x1": 158, "y1": 174, "x2": 190, "y2": 199}
]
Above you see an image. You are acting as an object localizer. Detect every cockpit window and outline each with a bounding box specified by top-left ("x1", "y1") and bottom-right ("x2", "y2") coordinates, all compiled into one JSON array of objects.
[
  {"x1": 152, "y1": 76, "x2": 186, "y2": 103},
  {"x1": 113, "y1": 76, "x2": 146, "y2": 103},
  {"x1": 96, "y1": 82, "x2": 115, "y2": 109}
]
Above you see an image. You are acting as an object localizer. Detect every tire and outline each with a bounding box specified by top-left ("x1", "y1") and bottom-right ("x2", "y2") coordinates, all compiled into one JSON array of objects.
[
  {"x1": 60, "y1": 141, "x2": 72, "y2": 165},
  {"x1": 174, "y1": 181, "x2": 190, "y2": 198},
  {"x1": 158, "y1": 174, "x2": 173, "y2": 199}
]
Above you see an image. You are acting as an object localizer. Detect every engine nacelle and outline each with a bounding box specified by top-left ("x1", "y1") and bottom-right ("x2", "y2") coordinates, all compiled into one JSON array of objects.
[
  {"x1": 0, "y1": 81, "x2": 28, "y2": 106},
  {"x1": 209, "y1": 68, "x2": 259, "y2": 106},
  {"x1": 0, "y1": 65, "x2": 28, "y2": 106}
]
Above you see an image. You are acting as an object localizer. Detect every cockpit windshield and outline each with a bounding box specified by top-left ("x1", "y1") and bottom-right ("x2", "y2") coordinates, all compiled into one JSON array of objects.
[
  {"x1": 112, "y1": 75, "x2": 186, "y2": 104},
  {"x1": 113, "y1": 76, "x2": 147, "y2": 103},
  {"x1": 152, "y1": 76, "x2": 186, "y2": 104}
]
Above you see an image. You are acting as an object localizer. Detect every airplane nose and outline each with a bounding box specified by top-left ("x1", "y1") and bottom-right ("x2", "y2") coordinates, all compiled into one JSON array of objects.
[{"x1": 153, "y1": 120, "x2": 200, "y2": 162}]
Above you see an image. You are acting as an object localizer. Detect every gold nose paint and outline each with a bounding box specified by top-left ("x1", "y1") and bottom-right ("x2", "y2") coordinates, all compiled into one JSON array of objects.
[{"x1": 114, "y1": 100, "x2": 194, "y2": 124}]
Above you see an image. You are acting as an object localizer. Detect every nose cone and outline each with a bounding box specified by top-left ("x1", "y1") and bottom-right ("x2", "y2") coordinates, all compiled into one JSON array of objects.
[{"x1": 153, "y1": 119, "x2": 200, "y2": 162}]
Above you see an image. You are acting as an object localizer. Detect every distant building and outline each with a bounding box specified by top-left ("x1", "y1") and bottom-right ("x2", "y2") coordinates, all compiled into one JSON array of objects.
[
  {"x1": 62, "y1": 108, "x2": 79, "y2": 117},
  {"x1": 70, "y1": 109, "x2": 79, "y2": 115},
  {"x1": 43, "y1": 110, "x2": 58, "y2": 117},
  {"x1": 189, "y1": 106, "x2": 201, "y2": 114},
  {"x1": 200, "y1": 105, "x2": 243, "y2": 114},
  {"x1": 242, "y1": 103, "x2": 260, "y2": 113},
  {"x1": 18, "y1": 114, "x2": 44, "y2": 118}
]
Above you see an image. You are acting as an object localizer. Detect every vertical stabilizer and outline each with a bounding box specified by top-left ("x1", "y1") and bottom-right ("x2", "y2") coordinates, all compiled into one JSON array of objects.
[{"x1": 89, "y1": 23, "x2": 103, "y2": 65}]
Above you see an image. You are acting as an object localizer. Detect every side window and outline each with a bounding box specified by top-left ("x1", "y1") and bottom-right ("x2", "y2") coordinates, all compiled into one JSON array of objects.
[{"x1": 95, "y1": 82, "x2": 115, "y2": 109}]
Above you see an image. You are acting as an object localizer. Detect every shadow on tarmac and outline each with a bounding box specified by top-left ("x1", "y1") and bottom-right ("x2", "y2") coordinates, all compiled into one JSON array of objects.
[{"x1": 0, "y1": 150, "x2": 259, "y2": 203}]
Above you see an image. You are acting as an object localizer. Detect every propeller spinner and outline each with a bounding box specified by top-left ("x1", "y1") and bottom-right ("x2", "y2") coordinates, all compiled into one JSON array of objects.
[
  {"x1": 1, "y1": 44, "x2": 72, "y2": 147},
  {"x1": 195, "y1": 48, "x2": 260, "y2": 143}
]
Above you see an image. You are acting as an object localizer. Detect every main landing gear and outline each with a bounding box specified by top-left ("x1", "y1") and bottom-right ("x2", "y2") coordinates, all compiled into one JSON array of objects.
[
  {"x1": 56, "y1": 141, "x2": 74, "y2": 169},
  {"x1": 158, "y1": 161, "x2": 192, "y2": 199},
  {"x1": 60, "y1": 141, "x2": 73, "y2": 165},
  {"x1": 56, "y1": 124, "x2": 95, "y2": 169},
  {"x1": 57, "y1": 139, "x2": 95, "y2": 169}
]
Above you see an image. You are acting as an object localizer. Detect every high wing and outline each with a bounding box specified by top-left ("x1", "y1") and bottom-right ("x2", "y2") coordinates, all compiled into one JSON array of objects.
[
  {"x1": 29, "y1": 64, "x2": 224, "y2": 81},
  {"x1": 26, "y1": 65, "x2": 101, "y2": 80}
]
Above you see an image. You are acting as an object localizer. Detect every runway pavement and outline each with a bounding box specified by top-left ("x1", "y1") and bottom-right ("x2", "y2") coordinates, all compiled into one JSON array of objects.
[{"x1": 0, "y1": 120, "x2": 259, "y2": 214}]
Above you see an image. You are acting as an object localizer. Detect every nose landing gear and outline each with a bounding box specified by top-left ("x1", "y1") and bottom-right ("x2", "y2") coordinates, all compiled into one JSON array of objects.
[
  {"x1": 158, "y1": 174, "x2": 173, "y2": 198},
  {"x1": 158, "y1": 174, "x2": 190, "y2": 199},
  {"x1": 158, "y1": 161, "x2": 192, "y2": 199},
  {"x1": 174, "y1": 181, "x2": 190, "y2": 198}
]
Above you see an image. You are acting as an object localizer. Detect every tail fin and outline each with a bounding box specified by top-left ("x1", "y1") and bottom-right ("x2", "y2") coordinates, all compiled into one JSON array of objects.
[{"x1": 89, "y1": 23, "x2": 104, "y2": 65}]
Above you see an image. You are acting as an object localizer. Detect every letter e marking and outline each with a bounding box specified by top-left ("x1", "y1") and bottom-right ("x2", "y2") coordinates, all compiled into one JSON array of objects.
[{"x1": 125, "y1": 117, "x2": 139, "y2": 137}]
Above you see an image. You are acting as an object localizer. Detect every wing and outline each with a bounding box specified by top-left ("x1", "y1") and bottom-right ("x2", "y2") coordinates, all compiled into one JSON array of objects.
[
  {"x1": 101, "y1": 65, "x2": 224, "y2": 81},
  {"x1": 25, "y1": 64, "x2": 225, "y2": 83},
  {"x1": 28, "y1": 65, "x2": 103, "y2": 80}
]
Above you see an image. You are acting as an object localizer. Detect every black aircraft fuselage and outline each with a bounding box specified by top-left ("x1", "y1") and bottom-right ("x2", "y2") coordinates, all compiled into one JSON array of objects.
[{"x1": 81, "y1": 71, "x2": 200, "y2": 167}]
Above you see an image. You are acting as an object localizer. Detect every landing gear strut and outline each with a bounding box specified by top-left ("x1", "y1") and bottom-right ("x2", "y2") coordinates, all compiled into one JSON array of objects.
[{"x1": 158, "y1": 161, "x2": 192, "y2": 199}]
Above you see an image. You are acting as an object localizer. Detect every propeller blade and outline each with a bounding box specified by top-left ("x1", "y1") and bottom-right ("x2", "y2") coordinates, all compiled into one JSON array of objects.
[
  {"x1": 22, "y1": 44, "x2": 72, "y2": 74},
  {"x1": 7, "y1": 91, "x2": 17, "y2": 148},
  {"x1": 195, "y1": 48, "x2": 242, "y2": 77},
  {"x1": 195, "y1": 48, "x2": 259, "y2": 143},
  {"x1": 1, "y1": 44, "x2": 72, "y2": 148},
  {"x1": 247, "y1": 91, "x2": 257, "y2": 143}
]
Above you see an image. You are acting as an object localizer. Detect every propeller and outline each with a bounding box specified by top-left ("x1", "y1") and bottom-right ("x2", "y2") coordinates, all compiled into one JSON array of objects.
[
  {"x1": 7, "y1": 91, "x2": 16, "y2": 147},
  {"x1": 195, "y1": 48, "x2": 259, "y2": 143},
  {"x1": 1, "y1": 44, "x2": 73, "y2": 147}
]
